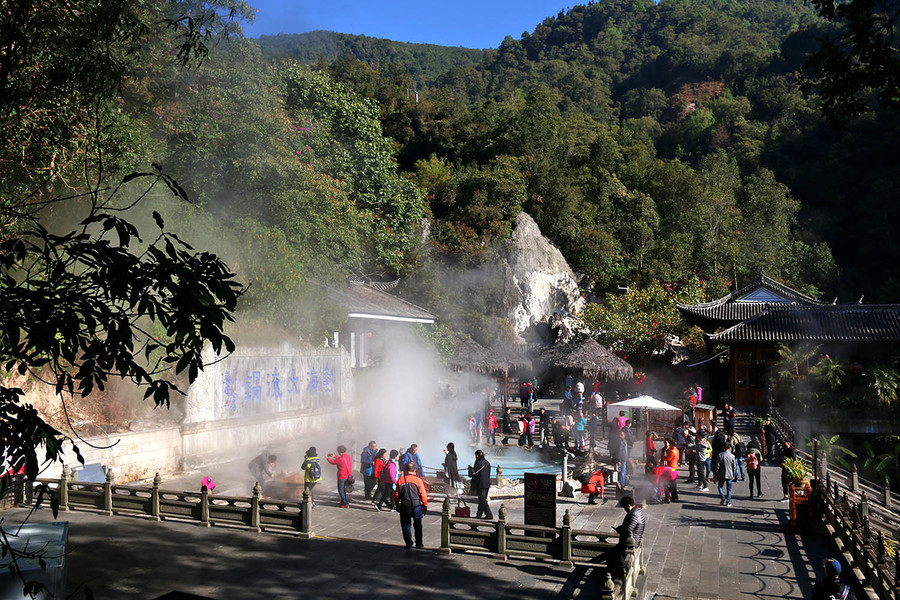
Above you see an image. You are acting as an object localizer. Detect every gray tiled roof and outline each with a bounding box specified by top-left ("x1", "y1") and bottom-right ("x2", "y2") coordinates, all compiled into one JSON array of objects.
[
  {"x1": 325, "y1": 283, "x2": 435, "y2": 322},
  {"x1": 707, "y1": 305, "x2": 900, "y2": 343},
  {"x1": 677, "y1": 276, "x2": 826, "y2": 325}
]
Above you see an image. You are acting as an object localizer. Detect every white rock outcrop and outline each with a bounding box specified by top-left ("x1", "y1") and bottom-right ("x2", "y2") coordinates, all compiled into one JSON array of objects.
[{"x1": 500, "y1": 212, "x2": 585, "y2": 336}]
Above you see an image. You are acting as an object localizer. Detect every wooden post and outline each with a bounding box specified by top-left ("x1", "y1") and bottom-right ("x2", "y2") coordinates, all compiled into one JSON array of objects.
[
  {"x1": 24, "y1": 478, "x2": 33, "y2": 506},
  {"x1": 200, "y1": 484, "x2": 210, "y2": 527},
  {"x1": 250, "y1": 482, "x2": 261, "y2": 532},
  {"x1": 559, "y1": 509, "x2": 574, "y2": 568},
  {"x1": 103, "y1": 470, "x2": 113, "y2": 516},
  {"x1": 58, "y1": 467, "x2": 69, "y2": 511},
  {"x1": 850, "y1": 464, "x2": 859, "y2": 493},
  {"x1": 494, "y1": 504, "x2": 508, "y2": 560},
  {"x1": 150, "y1": 473, "x2": 161, "y2": 521},
  {"x1": 439, "y1": 497, "x2": 451, "y2": 554},
  {"x1": 299, "y1": 488, "x2": 313, "y2": 539}
]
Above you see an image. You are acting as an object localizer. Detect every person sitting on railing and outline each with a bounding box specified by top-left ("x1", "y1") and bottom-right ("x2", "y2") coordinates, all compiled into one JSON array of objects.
[
  {"x1": 811, "y1": 558, "x2": 857, "y2": 600},
  {"x1": 608, "y1": 496, "x2": 645, "y2": 578}
]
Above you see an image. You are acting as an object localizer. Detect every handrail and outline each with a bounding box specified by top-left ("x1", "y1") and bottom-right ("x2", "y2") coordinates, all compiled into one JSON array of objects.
[{"x1": 22, "y1": 470, "x2": 313, "y2": 539}]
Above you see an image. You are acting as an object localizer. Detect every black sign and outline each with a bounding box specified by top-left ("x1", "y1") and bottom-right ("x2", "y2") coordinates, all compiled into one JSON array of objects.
[{"x1": 524, "y1": 472, "x2": 557, "y2": 528}]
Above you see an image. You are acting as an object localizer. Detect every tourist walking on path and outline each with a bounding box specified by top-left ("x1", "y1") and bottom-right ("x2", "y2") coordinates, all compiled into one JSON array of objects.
[
  {"x1": 811, "y1": 558, "x2": 857, "y2": 600},
  {"x1": 684, "y1": 426, "x2": 697, "y2": 482},
  {"x1": 696, "y1": 433, "x2": 711, "y2": 491},
  {"x1": 301, "y1": 447, "x2": 322, "y2": 506},
  {"x1": 780, "y1": 440, "x2": 797, "y2": 501},
  {"x1": 371, "y1": 448, "x2": 387, "y2": 508},
  {"x1": 746, "y1": 442, "x2": 763, "y2": 499},
  {"x1": 645, "y1": 431, "x2": 656, "y2": 462},
  {"x1": 716, "y1": 444, "x2": 736, "y2": 506},
  {"x1": 361, "y1": 440, "x2": 378, "y2": 500},
  {"x1": 612, "y1": 429, "x2": 630, "y2": 487},
  {"x1": 377, "y1": 449, "x2": 399, "y2": 511},
  {"x1": 501, "y1": 408, "x2": 513, "y2": 445},
  {"x1": 487, "y1": 410, "x2": 498, "y2": 446},
  {"x1": 400, "y1": 444, "x2": 424, "y2": 478},
  {"x1": 326, "y1": 445, "x2": 353, "y2": 508},
  {"x1": 539, "y1": 407, "x2": 551, "y2": 447},
  {"x1": 661, "y1": 439, "x2": 679, "y2": 469},
  {"x1": 763, "y1": 418, "x2": 778, "y2": 462},
  {"x1": 443, "y1": 442, "x2": 462, "y2": 492},
  {"x1": 470, "y1": 449, "x2": 493, "y2": 520},
  {"x1": 574, "y1": 410, "x2": 587, "y2": 451},
  {"x1": 396, "y1": 462, "x2": 428, "y2": 549}
]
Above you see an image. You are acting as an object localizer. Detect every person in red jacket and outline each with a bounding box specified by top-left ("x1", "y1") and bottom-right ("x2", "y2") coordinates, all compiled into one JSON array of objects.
[
  {"x1": 487, "y1": 410, "x2": 499, "y2": 446},
  {"x1": 580, "y1": 470, "x2": 606, "y2": 505},
  {"x1": 326, "y1": 445, "x2": 353, "y2": 508},
  {"x1": 371, "y1": 448, "x2": 387, "y2": 510},
  {"x1": 661, "y1": 439, "x2": 680, "y2": 469}
]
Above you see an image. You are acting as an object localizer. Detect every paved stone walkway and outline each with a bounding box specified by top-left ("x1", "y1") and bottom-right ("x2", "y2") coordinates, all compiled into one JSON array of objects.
[{"x1": 2, "y1": 456, "x2": 837, "y2": 599}]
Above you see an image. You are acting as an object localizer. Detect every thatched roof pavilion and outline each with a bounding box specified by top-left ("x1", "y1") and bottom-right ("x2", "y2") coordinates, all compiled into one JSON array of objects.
[
  {"x1": 448, "y1": 337, "x2": 532, "y2": 375},
  {"x1": 538, "y1": 337, "x2": 634, "y2": 381}
]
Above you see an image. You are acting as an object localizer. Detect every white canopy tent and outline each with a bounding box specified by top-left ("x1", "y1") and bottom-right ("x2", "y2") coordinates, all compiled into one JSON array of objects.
[{"x1": 610, "y1": 396, "x2": 682, "y2": 460}]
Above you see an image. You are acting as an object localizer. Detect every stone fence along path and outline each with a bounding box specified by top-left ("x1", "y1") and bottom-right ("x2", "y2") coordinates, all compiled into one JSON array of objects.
[{"x1": 4, "y1": 453, "x2": 839, "y2": 599}]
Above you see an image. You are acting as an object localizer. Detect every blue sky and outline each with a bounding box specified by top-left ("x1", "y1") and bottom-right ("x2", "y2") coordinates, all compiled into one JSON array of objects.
[{"x1": 240, "y1": 0, "x2": 570, "y2": 49}]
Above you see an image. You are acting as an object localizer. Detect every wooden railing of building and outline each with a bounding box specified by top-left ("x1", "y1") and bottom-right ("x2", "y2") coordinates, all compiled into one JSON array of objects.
[
  {"x1": 23, "y1": 469, "x2": 313, "y2": 539},
  {"x1": 438, "y1": 498, "x2": 644, "y2": 600}
]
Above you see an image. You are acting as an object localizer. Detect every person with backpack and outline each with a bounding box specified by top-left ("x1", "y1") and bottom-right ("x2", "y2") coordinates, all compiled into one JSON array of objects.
[
  {"x1": 377, "y1": 449, "x2": 399, "y2": 512},
  {"x1": 400, "y1": 444, "x2": 424, "y2": 477},
  {"x1": 396, "y1": 462, "x2": 428, "y2": 549},
  {"x1": 811, "y1": 558, "x2": 857, "y2": 600},
  {"x1": 360, "y1": 440, "x2": 378, "y2": 500},
  {"x1": 746, "y1": 442, "x2": 763, "y2": 499},
  {"x1": 470, "y1": 449, "x2": 493, "y2": 520},
  {"x1": 326, "y1": 445, "x2": 353, "y2": 508},
  {"x1": 302, "y1": 447, "x2": 322, "y2": 507}
]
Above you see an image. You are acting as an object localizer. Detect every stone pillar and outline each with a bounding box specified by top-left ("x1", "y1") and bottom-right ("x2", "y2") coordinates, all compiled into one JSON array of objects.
[
  {"x1": 438, "y1": 497, "x2": 451, "y2": 554},
  {"x1": 102, "y1": 470, "x2": 113, "y2": 516},
  {"x1": 250, "y1": 482, "x2": 261, "y2": 532},
  {"x1": 884, "y1": 479, "x2": 892, "y2": 509},
  {"x1": 599, "y1": 573, "x2": 615, "y2": 600},
  {"x1": 299, "y1": 488, "x2": 313, "y2": 539},
  {"x1": 559, "y1": 509, "x2": 574, "y2": 568},
  {"x1": 58, "y1": 467, "x2": 69, "y2": 512},
  {"x1": 150, "y1": 473, "x2": 161, "y2": 521},
  {"x1": 495, "y1": 504, "x2": 508, "y2": 560},
  {"x1": 496, "y1": 465, "x2": 504, "y2": 488},
  {"x1": 850, "y1": 464, "x2": 859, "y2": 493},
  {"x1": 200, "y1": 484, "x2": 210, "y2": 527}
]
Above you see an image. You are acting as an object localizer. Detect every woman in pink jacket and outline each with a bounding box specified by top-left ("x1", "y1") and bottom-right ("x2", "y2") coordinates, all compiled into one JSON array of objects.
[{"x1": 326, "y1": 445, "x2": 353, "y2": 508}]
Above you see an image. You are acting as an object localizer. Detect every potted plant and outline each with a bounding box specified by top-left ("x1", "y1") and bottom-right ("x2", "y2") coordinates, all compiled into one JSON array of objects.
[{"x1": 782, "y1": 457, "x2": 810, "y2": 485}]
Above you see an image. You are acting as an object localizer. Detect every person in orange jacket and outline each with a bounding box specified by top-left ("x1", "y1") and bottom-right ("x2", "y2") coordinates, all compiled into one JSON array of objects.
[
  {"x1": 396, "y1": 462, "x2": 428, "y2": 549},
  {"x1": 661, "y1": 438, "x2": 680, "y2": 469},
  {"x1": 580, "y1": 470, "x2": 606, "y2": 504}
]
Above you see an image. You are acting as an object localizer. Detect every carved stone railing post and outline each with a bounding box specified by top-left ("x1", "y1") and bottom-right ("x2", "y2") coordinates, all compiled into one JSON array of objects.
[
  {"x1": 200, "y1": 484, "x2": 210, "y2": 527},
  {"x1": 850, "y1": 464, "x2": 859, "y2": 493},
  {"x1": 876, "y1": 531, "x2": 886, "y2": 565},
  {"x1": 438, "y1": 497, "x2": 451, "y2": 554},
  {"x1": 599, "y1": 573, "x2": 615, "y2": 600},
  {"x1": 250, "y1": 482, "x2": 261, "y2": 532},
  {"x1": 860, "y1": 491, "x2": 870, "y2": 520},
  {"x1": 103, "y1": 470, "x2": 114, "y2": 515},
  {"x1": 496, "y1": 465, "x2": 505, "y2": 488},
  {"x1": 495, "y1": 504, "x2": 507, "y2": 560},
  {"x1": 559, "y1": 509, "x2": 574, "y2": 568},
  {"x1": 883, "y1": 479, "x2": 892, "y2": 509},
  {"x1": 150, "y1": 473, "x2": 161, "y2": 520},
  {"x1": 299, "y1": 488, "x2": 313, "y2": 539},
  {"x1": 58, "y1": 466, "x2": 69, "y2": 511}
]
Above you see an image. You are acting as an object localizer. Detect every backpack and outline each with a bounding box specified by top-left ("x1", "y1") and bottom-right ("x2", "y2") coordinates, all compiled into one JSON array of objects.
[
  {"x1": 746, "y1": 451, "x2": 759, "y2": 471},
  {"x1": 381, "y1": 461, "x2": 394, "y2": 483},
  {"x1": 397, "y1": 479, "x2": 422, "y2": 514},
  {"x1": 736, "y1": 441, "x2": 747, "y2": 456},
  {"x1": 308, "y1": 460, "x2": 322, "y2": 482}
]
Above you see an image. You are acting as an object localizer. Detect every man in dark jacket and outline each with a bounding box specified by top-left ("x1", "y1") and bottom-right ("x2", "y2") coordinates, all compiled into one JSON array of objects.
[
  {"x1": 501, "y1": 408, "x2": 513, "y2": 445},
  {"x1": 609, "y1": 495, "x2": 645, "y2": 578},
  {"x1": 763, "y1": 418, "x2": 778, "y2": 462},
  {"x1": 612, "y1": 429, "x2": 630, "y2": 487},
  {"x1": 471, "y1": 449, "x2": 493, "y2": 520},
  {"x1": 811, "y1": 558, "x2": 857, "y2": 600},
  {"x1": 360, "y1": 440, "x2": 377, "y2": 500}
]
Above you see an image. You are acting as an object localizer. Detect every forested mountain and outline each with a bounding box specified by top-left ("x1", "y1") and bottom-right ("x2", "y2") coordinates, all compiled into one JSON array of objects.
[{"x1": 255, "y1": 31, "x2": 485, "y2": 85}]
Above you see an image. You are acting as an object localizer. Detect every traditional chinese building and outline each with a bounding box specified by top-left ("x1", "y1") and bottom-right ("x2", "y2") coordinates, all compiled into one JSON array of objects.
[
  {"x1": 678, "y1": 276, "x2": 900, "y2": 406},
  {"x1": 326, "y1": 278, "x2": 436, "y2": 368}
]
